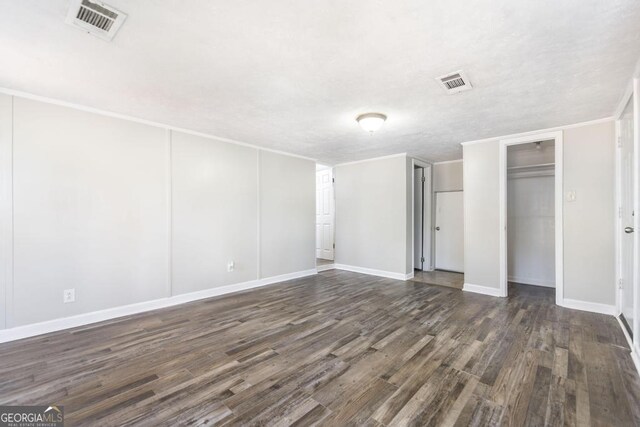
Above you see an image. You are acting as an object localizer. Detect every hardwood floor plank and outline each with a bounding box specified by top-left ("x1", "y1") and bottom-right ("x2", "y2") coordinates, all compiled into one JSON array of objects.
[{"x1": 0, "y1": 271, "x2": 638, "y2": 426}]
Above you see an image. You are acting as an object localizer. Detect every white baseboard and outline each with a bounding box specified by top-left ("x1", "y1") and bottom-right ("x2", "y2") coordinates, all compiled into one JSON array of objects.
[
  {"x1": 508, "y1": 276, "x2": 555, "y2": 288},
  {"x1": 462, "y1": 283, "x2": 504, "y2": 297},
  {"x1": 616, "y1": 316, "x2": 640, "y2": 375},
  {"x1": 559, "y1": 298, "x2": 617, "y2": 316},
  {"x1": 316, "y1": 264, "x2": 335, "y2": 272},
  {"x1": 334, "y1": 264, "x2": 413, "y2": 281},
  {"x1": 0, "y1": 269, "x2": 317, "y2": 344}
]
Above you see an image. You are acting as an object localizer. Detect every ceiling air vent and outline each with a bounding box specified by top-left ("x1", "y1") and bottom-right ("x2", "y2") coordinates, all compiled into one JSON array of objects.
[
  {"x1": 65, "y1": 0, "x2": 127, "y2": 41},
  {"x1": 436, "y1": 70, "x2": 473, "y2": 94}
]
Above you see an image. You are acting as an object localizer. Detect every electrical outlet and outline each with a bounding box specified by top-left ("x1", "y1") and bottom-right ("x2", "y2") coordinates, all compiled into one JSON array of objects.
[
  {"x1": 63, "y1": 288, "x2": 75, "y2": 303},
  {"x1": 227, "y1": 261, "x2": 235, "y2": 272}
]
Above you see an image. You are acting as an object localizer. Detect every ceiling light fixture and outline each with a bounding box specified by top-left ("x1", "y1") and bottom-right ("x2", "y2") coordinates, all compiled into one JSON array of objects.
[{"x1": 356, "y1": 113, "x2": 387, "y2": 133}]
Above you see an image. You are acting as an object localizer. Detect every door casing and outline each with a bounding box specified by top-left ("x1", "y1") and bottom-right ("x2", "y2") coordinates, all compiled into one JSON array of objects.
[{"x1": 499, "y1": 131, "x2": 563, "y2": 303}]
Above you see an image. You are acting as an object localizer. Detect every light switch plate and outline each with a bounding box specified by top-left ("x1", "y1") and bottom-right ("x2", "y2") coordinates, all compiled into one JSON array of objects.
[{"x1": 566, "y1": 191, "x2": 576, "y2": 202}]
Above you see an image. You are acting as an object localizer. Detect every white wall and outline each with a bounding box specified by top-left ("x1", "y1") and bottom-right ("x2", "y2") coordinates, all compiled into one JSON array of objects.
[
  {"x1": 433, "y1": 160, "x2": 463, "y2": 192},
  {"x1": 0, "y1": 94, "x2": 12, "y2": 330},
  {"x1": 335, "y1": 155, "x2": 410, "y2": 277},
  {"x1": 0, "y1": 95, "x2": 315, "y2": 330},
  {"x1": 260, "y1": 151, "x2": 316, "y2": 277},
  {"x1": 463, "y1": 142, "x2": 501, "y2": 289},
  {"x1": 11, "y1": 98, "x2": 169, "y2": 327},
  {"x1": 463, "y1": 121, "x2": 616, "y2": 307},
  {"x1": 171, "y1": 131, "x2": 259, "y2": 294},
  {"x1": 563, "y1": 122, "x2": 616, "y2": 305},
  {"x1": 507, "y1": 174, "x2": 556, "y2": 287}
]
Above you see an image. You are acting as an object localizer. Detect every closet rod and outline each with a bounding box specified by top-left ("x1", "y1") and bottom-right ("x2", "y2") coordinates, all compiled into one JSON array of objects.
[{"x1": 507, "y1": 162, "x2": 555, "y2": 171}]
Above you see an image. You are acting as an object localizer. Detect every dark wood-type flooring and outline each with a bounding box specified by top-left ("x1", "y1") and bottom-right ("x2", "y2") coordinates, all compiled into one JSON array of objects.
[
  {"x1": 1, "y1": 270, "x2": 639, "y2": 426},
  {"x1": 316, "y1": 258, "x2": 333, "y2": 267},
  {"x1": 411, "y1": 270, "x2": 464, "y2": 290}
]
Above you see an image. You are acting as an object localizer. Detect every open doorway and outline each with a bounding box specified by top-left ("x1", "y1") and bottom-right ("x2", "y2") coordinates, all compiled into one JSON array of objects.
[
  {"x1": 316, "y1": 164, "x2": 335, "y2": 271},
  {"x1": 413, "y1": 163, "x2": 430, "y2": 271},
  {"x1": 499, "y1": 132, "x2": 563, "y2": 302},
  {"x1": 413, "y1": 160, "x2": 465, "y2": 289},
  {"x1": 507, "y1": 140, "x2": 556, "y2": 293}
]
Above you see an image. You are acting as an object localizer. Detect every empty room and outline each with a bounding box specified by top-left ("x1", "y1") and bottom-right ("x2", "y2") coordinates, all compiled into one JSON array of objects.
[{"x1": 1, "y1": 1, "x2": 640, "y2": 426}]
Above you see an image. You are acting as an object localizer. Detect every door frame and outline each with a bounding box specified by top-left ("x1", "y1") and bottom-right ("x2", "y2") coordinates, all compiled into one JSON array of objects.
[
  {"x1": 411, "y1": 159, "x2": 432, "y2": 271},
  {"x1": 498, "y1": 131, "x2": 563, "y2": 303},
  {"x1": 615, "y1": 79, "x2": 640, "y2": 339}
]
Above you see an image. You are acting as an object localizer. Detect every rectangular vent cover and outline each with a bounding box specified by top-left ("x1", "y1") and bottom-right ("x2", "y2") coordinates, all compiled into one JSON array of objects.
[
  {"x1": 436, "y1": 70, "x2": 473, "y2": 94},
  {"x1": 65, "y1": 0, "x2": 127, "y2": 41}
]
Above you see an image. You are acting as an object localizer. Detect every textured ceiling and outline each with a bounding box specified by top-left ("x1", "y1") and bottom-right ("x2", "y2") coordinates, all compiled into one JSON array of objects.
[{"x1": 1, "y1": 0, "x2": 640, "y2": 164}]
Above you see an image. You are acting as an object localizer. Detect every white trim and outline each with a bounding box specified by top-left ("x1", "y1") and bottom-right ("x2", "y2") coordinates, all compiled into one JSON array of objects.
[
  {"x1": 560, "y1": 298, "x2": 617, "y2": 316},
  {"x1": 615, "y1": 117, "x2": 623, "y2": 315},
  {"x1": 462, "y1": 283, "x2": 504, "y2": 297},
  {"x1": 432, "y1": 159, "x2": 463, "y2": 165},
  {"x1": 0, "y1": 88, "x2": 316, "y2": 162},
  {"x1": 0, "y1": 269, "x2": 317, "y2": 343},
  {"x1": 460, "y1": 117, "x2": 614, "y2": 147},
  {"x1": 613, "y1": 75, "x2": 640, "y2": 354},
  {"x1": 333, "y1": 153, "x2": 407, "y2": 168},
  {"x1": 633, "y1": 79, "x2": 640, "y2": 339},
  {"x1": 409, "y1": 156, "x2": 433, "y2": 166},
  {"x1": 617, "y1": 315, "x2": 640, "y2": 375},
  {"x1": 613, "y1": 55, "x2": 640, "y2": 119},
  {"x1": 412, "y1": 159, "x2": 431, "y2": 169},
  {"x1": 498, "y1": 131, "x2": 563, "y2": 303},
  {"x1": 316, "y1": 263, "x2": 335, "y2": 272},
  {"x1": 614, "y1": 82, "x2": 635, "y2": 120},
  {"x1": 334, "y1": 264, "x2": 413, "y2": 281}
]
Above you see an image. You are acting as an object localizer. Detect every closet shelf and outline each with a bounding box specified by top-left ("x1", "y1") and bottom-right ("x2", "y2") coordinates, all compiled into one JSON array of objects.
[{"x1": 507, "y1": 162, "x2": 555, "y2": 171}]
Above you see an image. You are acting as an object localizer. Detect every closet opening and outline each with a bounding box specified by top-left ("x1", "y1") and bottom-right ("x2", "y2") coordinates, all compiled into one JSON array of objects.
[
  {"x1": 507, "y1": 140, "x2": 556, "y2": 292},
  {"x1": 499, "y1": 131, "x2": 563, "y2": 303}
]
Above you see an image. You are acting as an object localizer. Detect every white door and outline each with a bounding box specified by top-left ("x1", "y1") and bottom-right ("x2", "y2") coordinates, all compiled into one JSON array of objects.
[
  {"x1": 316, "y1": 169, "x2": 334, "y2": 260},
  {"x1": 620, "y1": 97, "x2": 635, "y2": 334},
  {"x1": 435, "y1": 191, "x2": 464, "y2": 272}
]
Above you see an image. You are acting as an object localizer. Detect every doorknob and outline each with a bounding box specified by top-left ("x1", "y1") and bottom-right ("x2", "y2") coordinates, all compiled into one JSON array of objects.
[
  {"x1": 625, "y1": 227, "x2": 635, "y2": 234},
  {"x1": 435, "y1": 226, "x2": 440, "y2": 231}
]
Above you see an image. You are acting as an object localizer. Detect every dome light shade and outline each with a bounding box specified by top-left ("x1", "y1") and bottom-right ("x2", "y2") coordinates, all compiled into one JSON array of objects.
[{"x1": 356, "y1": 113, "x2": 387, "y2": 133}]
